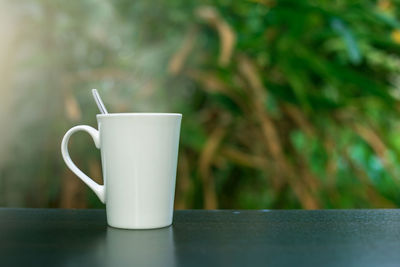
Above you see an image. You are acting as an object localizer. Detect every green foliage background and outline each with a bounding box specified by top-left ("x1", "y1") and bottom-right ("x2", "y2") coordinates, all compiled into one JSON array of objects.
[{"x1": 1, "y1": 0, "x2": 400, "y2": 209}]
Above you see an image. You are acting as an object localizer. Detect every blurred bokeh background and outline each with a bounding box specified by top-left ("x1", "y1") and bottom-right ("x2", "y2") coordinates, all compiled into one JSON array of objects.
[{"x1": 1, "y1": 0, "x2": 400, "y2": 209}]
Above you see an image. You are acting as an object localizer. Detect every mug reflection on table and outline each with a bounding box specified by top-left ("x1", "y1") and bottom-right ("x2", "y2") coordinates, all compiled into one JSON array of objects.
[{"x1": 105, "y1": 226, "x2": 176, "y2": 267}]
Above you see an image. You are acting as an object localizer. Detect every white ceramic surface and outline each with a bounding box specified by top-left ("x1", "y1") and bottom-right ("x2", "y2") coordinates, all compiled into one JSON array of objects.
[{"x1": 61, "y1": 113, "x2": 182, "y2": 229}]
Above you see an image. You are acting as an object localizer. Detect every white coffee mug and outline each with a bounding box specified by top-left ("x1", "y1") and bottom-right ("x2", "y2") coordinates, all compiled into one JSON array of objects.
[{"x1": 61, "y1": 113, "x2": 182, "y2": 229}]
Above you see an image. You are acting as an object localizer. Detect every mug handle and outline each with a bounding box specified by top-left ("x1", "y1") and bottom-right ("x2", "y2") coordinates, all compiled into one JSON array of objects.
[{"x1": 61, "y1": 125, "x2": 105, "y2": 203}]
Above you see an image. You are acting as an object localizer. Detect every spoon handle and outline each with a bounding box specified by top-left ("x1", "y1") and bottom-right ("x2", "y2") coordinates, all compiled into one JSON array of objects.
[{"x1": 92, "y1": 89, "x2": 108, "y2": 114}]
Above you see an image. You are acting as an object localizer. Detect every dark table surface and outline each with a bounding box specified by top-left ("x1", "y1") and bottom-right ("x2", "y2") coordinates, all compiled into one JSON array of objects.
[{"x1": 1, "y1": 208, "x2": 400, "y2": 267}]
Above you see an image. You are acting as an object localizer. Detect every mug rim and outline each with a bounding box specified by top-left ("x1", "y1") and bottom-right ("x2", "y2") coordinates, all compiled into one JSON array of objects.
[{"x1": 96, "y1": 113, "x2": 182, "y2": 118}]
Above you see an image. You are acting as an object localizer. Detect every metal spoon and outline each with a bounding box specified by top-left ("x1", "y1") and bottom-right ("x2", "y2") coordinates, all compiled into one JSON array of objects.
[{"x1": 91, "y1": 89, "x2": 108, "y2": 114}]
